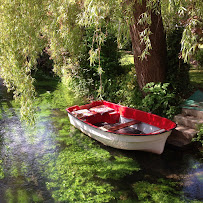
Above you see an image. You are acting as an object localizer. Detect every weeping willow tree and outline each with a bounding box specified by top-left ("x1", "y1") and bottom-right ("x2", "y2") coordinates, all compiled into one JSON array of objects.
[
  {"x1": 0, "y1": 0, "x2": 83, "y2": 122},
  {"x1": 0, "y1": 0, "x2": 46, "y2": 121},
  {"x1": 0, "y1": 0, "x2": 202, "y2": 122}
]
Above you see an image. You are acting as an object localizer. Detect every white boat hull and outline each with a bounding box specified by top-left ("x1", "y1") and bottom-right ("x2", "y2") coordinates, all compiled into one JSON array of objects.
[{"x1": 68, "y1": 113, "x2": 171, "y2": 154}]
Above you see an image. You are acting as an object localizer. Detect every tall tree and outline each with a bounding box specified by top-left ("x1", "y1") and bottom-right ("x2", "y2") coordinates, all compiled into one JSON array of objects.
[
  {"x1": 77, "y1": 0, "x2": 167, "y2": 90},
  {"x1": 129, "y1": 0, "x2": 167, "y2": 90},
  {"x1": 0, "y1": 0, "x2": 202, "y2": 120}
]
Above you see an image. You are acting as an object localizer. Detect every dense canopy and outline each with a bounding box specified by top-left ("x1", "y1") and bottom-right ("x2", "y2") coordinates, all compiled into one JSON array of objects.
[{"x1": 0, "y1": 0, "x2": 202, "y2": 121}]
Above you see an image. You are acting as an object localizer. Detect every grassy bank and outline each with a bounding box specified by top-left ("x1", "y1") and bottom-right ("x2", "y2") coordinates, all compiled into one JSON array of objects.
[
  {"x1": 189, "y1": 69, "x2": 203, "y2": 89},
  {"x1": 121, "y1": 53, "x2": 203, "y2": 90}
]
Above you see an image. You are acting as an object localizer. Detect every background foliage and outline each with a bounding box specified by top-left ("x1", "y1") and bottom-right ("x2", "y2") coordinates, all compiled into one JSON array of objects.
[
  {"x1": 166, "y1": 28, "x2": 191, "y2": 97},
  {"x1": 0, "y1": 0, "x2": 47, "y2": 122},
  {"x1": 141, "y1": 82, "x2": 181, "y2": 119},
  {"x1": 0, "y1": 0, "x2": 202, "y2": 121}
]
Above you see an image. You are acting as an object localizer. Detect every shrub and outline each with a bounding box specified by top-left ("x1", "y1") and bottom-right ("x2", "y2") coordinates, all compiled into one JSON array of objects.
[
  {"x1": 68, "y1": 27, "x2": 123, "y2": 100},
  {"x1": 113, "y1": 68, "x2": 142, "y2": 107},
  {"x1": 192, "y1": 124, "x2": 203, "y2": 148},
  {"x1": 166, "y1": 28, "x2": 191, "y2": 97},
  {"x1": 195, "y1": 49, "x2": 203, "y2": 68},
  {"x1": 141, "y1": 82, "x2": 181, "y2": 119}
]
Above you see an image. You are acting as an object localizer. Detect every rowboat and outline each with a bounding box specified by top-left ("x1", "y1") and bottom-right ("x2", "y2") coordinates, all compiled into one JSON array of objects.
[{"x1": 66, "y1": 100, "x2": 176, "y2": 154}]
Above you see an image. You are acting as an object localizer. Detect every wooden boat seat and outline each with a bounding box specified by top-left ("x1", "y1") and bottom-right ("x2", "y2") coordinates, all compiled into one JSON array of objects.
[
  {"x1": 71, "y1": 109, "x2": 98, "y2": 119},
  {"x1": 89, "y1": 105, "x2": 114, "y2": 114},
  {"x1": 108, "y1": 120, "x2": 141, "y2": 132},
  {"x1": 72, "y1": 105, "x2": 115, "y2": 119}
]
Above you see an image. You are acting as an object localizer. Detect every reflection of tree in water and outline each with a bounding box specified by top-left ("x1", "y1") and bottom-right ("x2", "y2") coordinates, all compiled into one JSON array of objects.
[
  {"x1": 0, "y1": 102, "x2": 56, "y2": 202},
  {"x1": 0, "y1": 80, "x2": 57, "y2": 202}
]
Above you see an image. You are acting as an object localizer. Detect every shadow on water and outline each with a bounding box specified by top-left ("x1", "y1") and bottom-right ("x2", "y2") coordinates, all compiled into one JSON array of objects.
[
  {"x1": 94, "y1": 140, "x2": 203, "y2": 201},
  {"x1": 0, "y1": 77, "x2": 203, "y2": 202}
]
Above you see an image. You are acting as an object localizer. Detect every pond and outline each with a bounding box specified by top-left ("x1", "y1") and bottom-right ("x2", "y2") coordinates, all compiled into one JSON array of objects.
[{"x1": 0, "y1": 78, "x2": 203, "y2": 202}]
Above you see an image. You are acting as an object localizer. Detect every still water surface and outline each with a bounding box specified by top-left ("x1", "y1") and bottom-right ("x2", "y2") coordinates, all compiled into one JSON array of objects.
[{"x1": 0, "y1": 78, "x2": 202, "y2": 202}]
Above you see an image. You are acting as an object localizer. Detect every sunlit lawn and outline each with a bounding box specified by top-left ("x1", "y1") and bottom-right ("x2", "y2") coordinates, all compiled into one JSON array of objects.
[
  {"x1": 121, "y1": 52, "x2": 203, "y2": 89},
  {"x1": 189, "y1": 69, "x2": 203, "y2": 89},
  {"x1": 120, "y1": 52, "x2": 134, "y2": 66}
]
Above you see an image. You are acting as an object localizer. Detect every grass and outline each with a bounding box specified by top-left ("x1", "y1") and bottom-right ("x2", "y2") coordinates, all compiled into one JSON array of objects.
[
  {"x1": 121, "y1": 52, "x2": 203, "y2": 90},
  {"x1": 189, "y1": 69, "x2": 203, "y2": 89},
  {"x1": 120, "y1": 52, "x2": 134, "y2": 66},
  {"x1": 33, "y1": 70, "x2": 60, "y2": 94},
  {"x1": 119, "y1": 51, "x2": 135, "y2": 74}
]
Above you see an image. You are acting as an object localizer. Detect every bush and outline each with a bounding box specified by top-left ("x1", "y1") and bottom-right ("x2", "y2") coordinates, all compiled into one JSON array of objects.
[
  {"x1": 112, "y1": 68, "x2": 142, "y2": 107},
  {"x1": 166, "y1": 28, "x2": 191, "y2": 97},
  {"x1": 68, "y1": 27, "x2": 123, "y2": 100},
  {"x1": 141, "y1": 82, "x2": 181, "y2": 119},
  {"x1": 195, "y1": 49, "x2": 203, "y2": 68},
  {"x1": 192, "y1": 124, "x2": 203, "y2": 148}
]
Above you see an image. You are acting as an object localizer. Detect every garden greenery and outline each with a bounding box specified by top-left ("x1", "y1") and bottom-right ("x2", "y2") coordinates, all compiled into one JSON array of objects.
[
  {"x1": 141, "y1": 82, "x2": 181, "y2": 119},
  {"x1": 0, "y1": 0, "x2": 202, "y2": 121},
  {"x1": 0, "y1": 0, "x2": 46, "y2": 122},
  {"x1": 193, "y1": 124, "x2": 203, "y2": 148},
  {"x1": 166, "y1": 28, "x2": 191, "y2": 97}
]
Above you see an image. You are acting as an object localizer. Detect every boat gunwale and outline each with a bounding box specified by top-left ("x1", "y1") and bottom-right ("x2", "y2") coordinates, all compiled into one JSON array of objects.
[
  {"x1": 66, "y1": 100, "x2": 177, "y2": 136},
  {"x1": 66, "y1": 111, "x2": 176, "y2": 137}
]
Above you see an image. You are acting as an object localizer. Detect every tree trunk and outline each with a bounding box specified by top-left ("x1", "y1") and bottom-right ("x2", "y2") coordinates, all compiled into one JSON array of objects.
[{"x1": 129, "y1": 1, "x2": 167, "y2": 91}]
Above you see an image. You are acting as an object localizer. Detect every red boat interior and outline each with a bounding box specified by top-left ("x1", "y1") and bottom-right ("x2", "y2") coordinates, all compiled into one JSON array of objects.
[{"x1": 66, "y1": 100, "x2": 176, "y2": 135}]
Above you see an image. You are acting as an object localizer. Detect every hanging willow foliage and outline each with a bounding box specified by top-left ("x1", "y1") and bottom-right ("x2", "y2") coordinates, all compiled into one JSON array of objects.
[
  {"x1": 0, "y1": 0, "x2": 202, "y2": 122},
  {"x1": 0, "y1": 0, "x2": 47, "y2": 122},
  {"x1": 161, "y1": 0, "x2": 203, "y2": 62}
]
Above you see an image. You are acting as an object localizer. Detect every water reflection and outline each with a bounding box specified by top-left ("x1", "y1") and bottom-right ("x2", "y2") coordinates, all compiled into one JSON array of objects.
[
  {"x1": 0, "y1": 104, "x2": 55, "y2": 201},
  {"x1": 0, "y1": 78, "x2": 203, "y2": 202}
]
